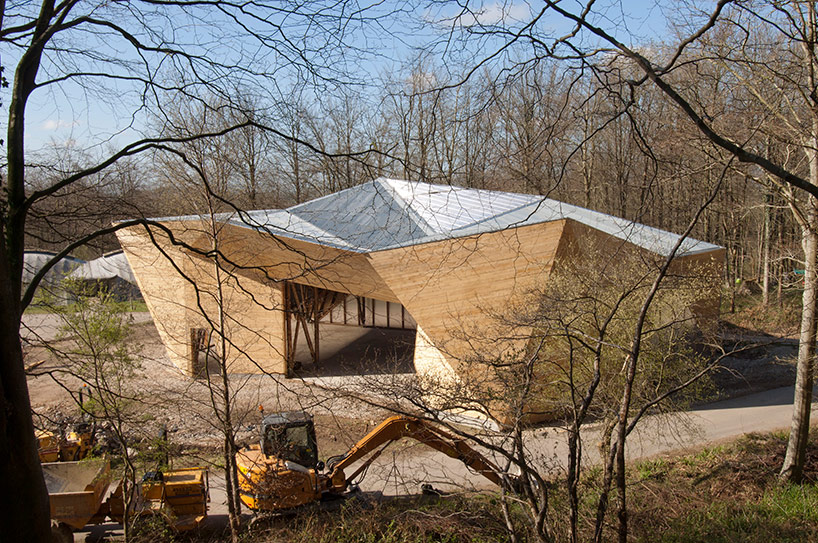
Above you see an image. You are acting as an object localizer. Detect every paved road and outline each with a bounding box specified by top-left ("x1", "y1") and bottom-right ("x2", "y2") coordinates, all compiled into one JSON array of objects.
[
  {"x1": 75, "y1": 384, "x2": 813, "y2": 541},
  {"x1": 349, "y1": 384, "x2": 815, "y2": 495}
]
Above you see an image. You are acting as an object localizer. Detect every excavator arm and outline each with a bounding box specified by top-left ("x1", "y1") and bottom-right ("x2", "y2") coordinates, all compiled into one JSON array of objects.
[{"x1": 325, "y1": 416, "x2": 511, "y2": 492}]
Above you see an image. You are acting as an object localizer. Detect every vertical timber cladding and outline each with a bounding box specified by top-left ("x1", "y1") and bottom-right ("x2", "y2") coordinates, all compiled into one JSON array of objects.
[
  {"x1": 215, "y1": 223, "x2": 402, "y2": 374},
  {"x1": 368, "y1": 219, "x2": 569, "y2": 378},
  {"x1": 220, "y1": 223, "x2": 400, "y2": 303},
  {"x1": 181, "y1": 252, "x2": 287, "y2": 375},
  {"x1": 117, "y1": 222, "x2": 288, "y2": 376},
  {"x1": 117, "y1": 225, "x2": 202, "y2": 375}
]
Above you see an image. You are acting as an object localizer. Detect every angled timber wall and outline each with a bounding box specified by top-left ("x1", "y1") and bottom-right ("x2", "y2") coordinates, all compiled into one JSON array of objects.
[
  {"x1": 118, "y1": 223, "x2": 287, "y2": 376},
  {"x1": 369, "y1": 219, "x2": 568, "y2": 379}
]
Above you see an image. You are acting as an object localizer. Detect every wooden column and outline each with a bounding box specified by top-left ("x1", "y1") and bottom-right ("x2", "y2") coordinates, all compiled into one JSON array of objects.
[{"x1": 313, "y1": 286, "x2": 320, "y2": 364}]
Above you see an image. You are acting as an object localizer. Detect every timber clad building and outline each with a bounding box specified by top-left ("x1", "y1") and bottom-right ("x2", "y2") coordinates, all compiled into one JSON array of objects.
[{"x1": 117, "y1": 178, "x2": 723, "y2": 414}]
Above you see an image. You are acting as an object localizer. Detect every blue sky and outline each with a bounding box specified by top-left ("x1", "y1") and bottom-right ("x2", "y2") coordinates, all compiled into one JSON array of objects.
[{"x1": 12, "y1": 0, "x2": 678, "y2": 155}]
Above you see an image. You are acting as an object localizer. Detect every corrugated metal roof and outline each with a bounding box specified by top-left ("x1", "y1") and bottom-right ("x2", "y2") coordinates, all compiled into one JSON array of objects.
[
  {"x1": 387, "y1": 179, "x2": 541, "y2": 232},
  {"x1": 150, "y1": 178, "x2": 722, "y2": 257},
  {"x1": 246, "y1": 178, "x2": 720, "y2": 256},
  {"x1": 236, "y1": 209, "x2": 357, "y2": 250},
  {"x1": 287, "y1": 180, "x2": 432, "y2": 249}
]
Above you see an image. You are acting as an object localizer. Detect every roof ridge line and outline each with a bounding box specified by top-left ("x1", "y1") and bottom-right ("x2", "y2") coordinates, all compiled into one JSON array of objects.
[
  {"x1": 238, "y1": 211, "x2": 358, "y2": 251},
  {"x1": 378, "y1": 178, "x2": 439, "y2": 237},
  {"x1": 287, "y1": 178, "x2": 380, "y2": 212}
]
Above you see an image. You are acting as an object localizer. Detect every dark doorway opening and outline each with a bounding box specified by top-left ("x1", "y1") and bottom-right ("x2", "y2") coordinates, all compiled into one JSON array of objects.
[{"x1": 284, "y1": 283, "x2": 416, "y2": 377}]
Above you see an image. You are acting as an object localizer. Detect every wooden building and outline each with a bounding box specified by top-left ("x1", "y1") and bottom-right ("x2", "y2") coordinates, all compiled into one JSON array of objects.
[{"x1": 117, "y1": 179, "x2": 723, "y2": 419}]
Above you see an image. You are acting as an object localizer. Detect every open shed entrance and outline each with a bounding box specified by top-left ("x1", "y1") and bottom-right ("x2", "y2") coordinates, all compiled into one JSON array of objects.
[{"x1": 284, "y1": 283, "x2": 416, "y2": 377}]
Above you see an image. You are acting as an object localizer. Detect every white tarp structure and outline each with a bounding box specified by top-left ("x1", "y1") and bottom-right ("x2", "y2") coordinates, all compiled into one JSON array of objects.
[
  {"x1": 22, "y1": 251, "x2": 86, "y2": 305},
  {"x1": 23, "y1": 251, "x2": 85, "y2": 285},
  {"x1": 69, "y1": 250, "x2": 137, "y2": 284},
  {"x1": 69, "y1": 250, "x2": 141, "y2": 301}
]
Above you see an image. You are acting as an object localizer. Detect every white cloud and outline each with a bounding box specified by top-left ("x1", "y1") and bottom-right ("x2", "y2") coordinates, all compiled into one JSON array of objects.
[
  {"x1": 42, "y1": 119, "x2": 78, "y2": 131},
  {"x1": 460, "y1": 2, "x2": 531, "y2": 26}
]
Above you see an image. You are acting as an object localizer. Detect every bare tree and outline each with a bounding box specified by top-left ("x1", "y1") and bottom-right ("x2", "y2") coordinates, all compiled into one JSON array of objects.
[
  {"x1": 0, "y1": 1, "x2": 396, "y2": 539},
  {"x1": 424, "y1": 0, "x2": 818, "y2": 485},
  {"x1": 44, "y1": 279, "x2": 144, "y2": 541}
]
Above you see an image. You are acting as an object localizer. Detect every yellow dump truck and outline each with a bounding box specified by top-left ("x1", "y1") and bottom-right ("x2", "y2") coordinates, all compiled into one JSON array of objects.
[
  {"x1": 108, "y1": 467, "x2": 210, "y2": 532},
  {"x1": 43, "y1": 459, "x2": 112, "y2": 543},
  {"x1": 44, "y1": 458, "x2": 209, "y2": 541}
]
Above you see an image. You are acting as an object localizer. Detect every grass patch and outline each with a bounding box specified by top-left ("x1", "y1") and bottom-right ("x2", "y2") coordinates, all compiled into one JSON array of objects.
[
  {"x1": 628, "y1": 431, "x2": 818, "y2": 543},
  {"x1": 652, "y1": 485, "x2": 818, "y2": 543},
  {"x1": 25, "y1": 299, "x2": 148, "y2": 314},
  {"x1": 247, "y1": 494, "x2": 522, "y2": 543}
]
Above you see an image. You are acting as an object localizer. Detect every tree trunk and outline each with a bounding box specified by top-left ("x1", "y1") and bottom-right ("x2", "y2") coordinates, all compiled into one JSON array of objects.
[
  {"x1": 762, "y1": 187, "x2": 772, "y2": 306},
  {"x1": 780, "y1": 200, "x2": 818, "y2": 482},
  {"x1": 781, "y1": 99, "x2": 818, "y2": 481},
  {"x1": 1, "y1": 3, "x2": 55, "y2": 534},
  {"x1": 0, "y1": 275, "x2": 52, "y2": 541}
]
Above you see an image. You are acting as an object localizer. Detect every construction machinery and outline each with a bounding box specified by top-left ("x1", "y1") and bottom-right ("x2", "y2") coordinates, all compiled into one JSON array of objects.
[
  {"x1": 236, "y1": 411, "x2": 513, "y2": 512},
  {"x1": 37, "y1": 429, "x2": 61, "y2": 463},
  {"x1": 107, "y1": 466, "x2": 210, "y2": 532},
  {"x1": 140, "y1": 467, "x2": 209, "y2": 531},
  {"x1": 38, "y1": 387, "x2": 97, "y2": 462},
  {"x1": 44, "y1": 458, "x2": 112, "y2": 543},
  {"x1": 44, "y1": 458, "x2": 209, "y2": 542},
  {"x1": 37, "y1": 422, "x2": 96, "y2": 463}
]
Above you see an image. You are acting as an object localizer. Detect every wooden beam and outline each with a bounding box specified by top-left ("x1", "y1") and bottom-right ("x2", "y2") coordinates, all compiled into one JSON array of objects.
[
  {"x1": 284, "y1": 283, "x2": 292, "y2": 376},
  {"x1": 313, "y1": 286, "x2": 320, "y2": 364},
  {"x1": 291, "y1": 283, "x2": 316, "y2": 364}
]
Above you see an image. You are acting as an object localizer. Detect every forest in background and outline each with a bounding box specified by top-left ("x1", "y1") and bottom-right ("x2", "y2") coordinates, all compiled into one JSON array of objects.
[
  {"x1": 24, "y1": 39, "x2": 800, "y2": 309},
  {"x1": 10, "y1": 2, "x2": 818, "y2": 541}
]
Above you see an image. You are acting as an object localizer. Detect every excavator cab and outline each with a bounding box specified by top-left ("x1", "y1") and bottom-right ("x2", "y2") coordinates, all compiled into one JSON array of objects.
[
  {"x1": 260, "y1": 411, "x2": 319, "y2": 469},
  {"x1": 236, "y1": 411, "x2": 324, "y2": 511}
]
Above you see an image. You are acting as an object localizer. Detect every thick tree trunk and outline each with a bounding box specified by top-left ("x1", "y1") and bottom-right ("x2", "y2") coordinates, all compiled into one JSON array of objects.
[
  {"x1": 781, "y1": 101, "x2": 818, "y2": 481},
  {"x1": 0, "y1": 272, "x2": 51, "y2": 541},
  {"x1": 1, "y1": 2, "x2": 56, "y2": 537},
  {"x1": 780, "y1": 203, "x2": 818, "y2": 482},
  {"x1": 762, "y1": 188, "x2": 772, "y2": 306}
]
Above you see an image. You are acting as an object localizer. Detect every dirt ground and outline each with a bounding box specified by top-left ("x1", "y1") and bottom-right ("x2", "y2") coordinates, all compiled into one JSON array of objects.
[
  {"x1": 23, "y1": 307, "x2": 807, "y2": 541},
  {"x1": 24, "y1": 311, "x2": 800, "y2": 452},
  {"x1": 24, "y1": 314, "x2": 398, "y2": 459}
]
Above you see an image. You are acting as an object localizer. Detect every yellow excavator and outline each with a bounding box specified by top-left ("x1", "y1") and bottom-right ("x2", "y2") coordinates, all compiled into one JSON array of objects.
[{"x1": 236, "y1": 411, "x2": 513, "y2": 512}]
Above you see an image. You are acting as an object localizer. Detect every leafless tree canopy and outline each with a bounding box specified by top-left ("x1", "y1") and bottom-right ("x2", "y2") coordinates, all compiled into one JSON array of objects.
[{"x1": 6, "y1": 1, "x2": 818, "y2": 541}]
